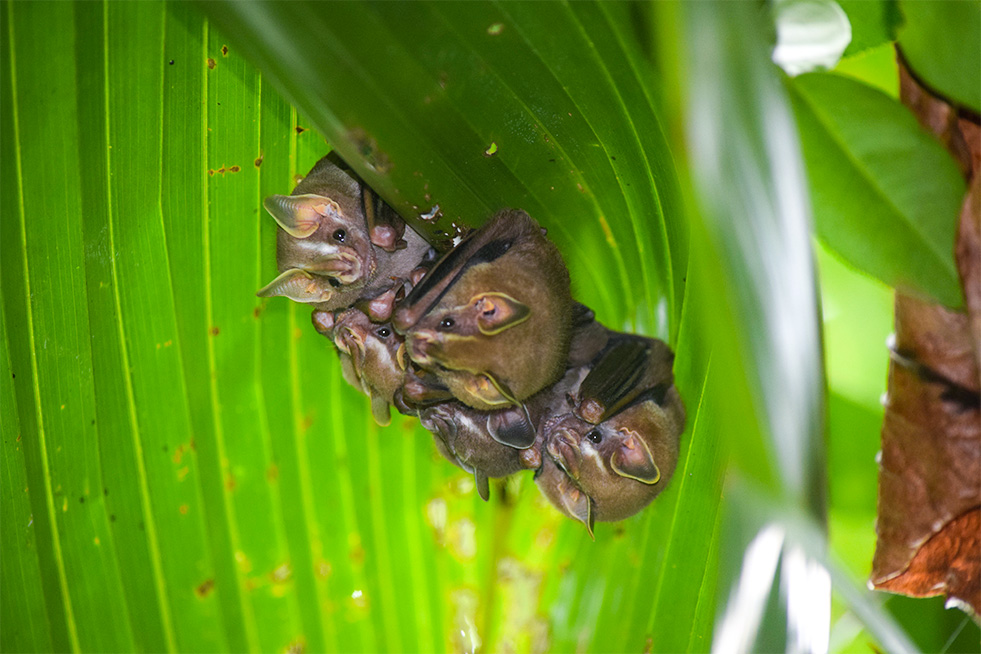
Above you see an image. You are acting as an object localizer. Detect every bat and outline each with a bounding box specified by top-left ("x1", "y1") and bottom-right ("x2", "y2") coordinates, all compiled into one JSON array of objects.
[
  {"x1": 314, "y1": 307, "x2": 408, "y2": 426},
  {"x1": 535, "y1": 334, "x2": 685, "y2": 535},
  {"x1": 392, "y1": 209, "x2": 574, "y2": 417},
  {"x1": 419, "y1": 402, "x2": 542, "y2": 501},
  {"x1": 257, "y1": 155, "x2": 433, "y2": 315}
]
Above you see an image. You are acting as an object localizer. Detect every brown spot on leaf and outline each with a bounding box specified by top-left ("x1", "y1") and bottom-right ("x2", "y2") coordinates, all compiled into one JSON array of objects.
[
  {"x1": 195, "y1": 578, "x2": 215, "y2": 598},
  {"x1": 207, "y1": 58, "x2": 216, "y2": 70},
  {"x1": 179, "y1": 504, "x2": 189, "y2": 515},
  {"x1": 209, "y1": 326, "x2": 220, "y2": 336},
  {"x1": 172, "y1": 444, "x2": 185, "y2": 465},
  {"x1": 229, "y1": 165, "x2": 240, "y2": 173},
  {"x1": 350, "y1": 542, "x2": 365, "y2": 565},
  {"x1": 225, "y1": 474, "x2": 236, "y2": 491},
  {"x1": 252, "y1": 306, "x2": 262, "y2": 319},
  {"x1": 267, "y1": 464, "x2": 279, "y2": 481},
  {"x1": 254, "y1": 153, "x2": 264, "y2": 168},
  {"x1": 295, "y1": 125, "x2": 306, "y2": 135},
  {"x1": 300, "y1": 415, "x2": 313, "y2": 432},
  {"x1": 208, "y1": 169, "x2": 215, "y2": 177},
  {"x1": 221, "y1": 45, "x2": 228, "y2": 56}
]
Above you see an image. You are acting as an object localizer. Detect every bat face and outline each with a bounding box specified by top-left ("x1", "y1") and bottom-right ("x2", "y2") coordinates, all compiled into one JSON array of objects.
[
  {"x1": 540, "y1": 389, "x2": 684, "y2": 524},
  {"x1": 331, "y1": 307, "x2": 408, "y2": 426},
  {"x1": 396, "y1": 210, "x2": 573, "y2": 410},
  {"x1": 257, "y1": 157, "x2": 380, "y2": 310}
]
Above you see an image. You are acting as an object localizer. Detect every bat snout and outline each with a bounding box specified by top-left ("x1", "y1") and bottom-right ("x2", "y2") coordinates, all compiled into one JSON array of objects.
[
  {"x1": 407, "y1": 330, "x2": 440, "y2": 366},
  {"x1": 335, "y1": 325, "x2": 366, "y2": 359},
  {"x1": 309, "y1": 251, "x2": 363, "y2": 285},
  {"x1": 546, "y1": 429, "x2": 582, "y2": 480}
]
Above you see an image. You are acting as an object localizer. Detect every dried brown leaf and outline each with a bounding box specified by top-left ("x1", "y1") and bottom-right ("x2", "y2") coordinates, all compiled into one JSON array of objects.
[{"x1": 870, "y1": 55, "x2": 981, "y2": 621}]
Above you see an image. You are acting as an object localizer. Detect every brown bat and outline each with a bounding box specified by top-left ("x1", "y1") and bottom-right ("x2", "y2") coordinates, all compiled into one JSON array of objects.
[
  {"x1": 415, "y1": 344, "x2": 593, "y2": 500},
  {"x1": 419, "y1": 402, "x2": 542, "y2": 501},
  {"x1": 314, "y1": 307, "x2": 408, "y2": 426},
  {"x1": 535, "y1": 335, "x2": 685, "y2": 535},
  {"x1": 402, "y1": 302, "x2": 605, "y2": 450},
  {"x1": 257, "y1": 155, "x2": 433, "y2": 315},
  {"x1": 392, "y1": 209, "x2": 574, "y2": 416}
]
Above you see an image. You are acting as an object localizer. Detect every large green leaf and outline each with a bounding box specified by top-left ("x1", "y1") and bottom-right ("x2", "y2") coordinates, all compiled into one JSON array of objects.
[
  {"x1": 1, "y1": 1, "x2": 721, "y2": 652},
  {"x1": 201, "y1": 1, "x2": 688, "y2": 340},
  {"x1": 898, "y1": 0, "x2": 981, "y2": 113},
  {"x1": 788, "y1": 72, "x2": 966, "y2": 308}
]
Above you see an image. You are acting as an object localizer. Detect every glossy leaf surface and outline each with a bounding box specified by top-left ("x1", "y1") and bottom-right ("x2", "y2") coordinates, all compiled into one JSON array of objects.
[
  {"x1": 1, "y1": 2, "x2": 717, "y2": 652},
  {"x1": 898, "y1": 0, "x2": 981, "y2": 113},
  {"x1": 788, "y1": 72, "x2": 966, "y2": 308}
]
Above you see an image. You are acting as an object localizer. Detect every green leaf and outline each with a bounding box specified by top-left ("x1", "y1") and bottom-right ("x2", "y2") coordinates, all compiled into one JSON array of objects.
[
  {"x1": 788, "y1": 72, "x2": 966, "y2": 308},
  {"x1": 3, "y1": 1, "x2": 722, "y2": 652},
  {"x1": 201, "y1": 1, "x2": 688, "y2": 340},
  {"x1": 836, "y1": 0, "x2": 902, "y2": 57},
  {"x1": 898, "y1": 0, "x2": 981, "y2": 113}
]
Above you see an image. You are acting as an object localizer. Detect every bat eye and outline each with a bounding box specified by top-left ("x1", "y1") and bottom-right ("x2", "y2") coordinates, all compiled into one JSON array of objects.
[
  {"x1": 586, "y1": 429, "x2": 602, "y2": 444},
  {"x1": 376, "y1": 327, "x2": 391, "y2": 338},
  {"x1": 439, "y1": 317, "x2": 455, "y2": 330},
  {"x1": 332, "y1": 228, "x2": 346, "y2": 243},
  {"x1": 327, "y1": 277, "x2": 341, "y2": 288}
]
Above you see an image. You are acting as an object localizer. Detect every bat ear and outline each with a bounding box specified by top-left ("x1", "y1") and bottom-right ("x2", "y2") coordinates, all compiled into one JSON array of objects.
[
  {"x1": 486, "y1": 404, "x2": 536, "y2": 449},
  {"x1": 473, "y1": 293, "x2": 530, "y2": 335},
  {"x1": 263, "y1": 193, "x2": 339, "y2": 238},
  {"x1": 395, "y1": 342, "x2": 407, "y2": 372},
  {"x1": 458, "y1": 373, "x2": 521, "y2": 406},
  {"x1": 611, "y1": 431, "x2": 660, "y2": 484},
  {"x1": 256, "y1": 269, "x2": 333, "y2": 304}
]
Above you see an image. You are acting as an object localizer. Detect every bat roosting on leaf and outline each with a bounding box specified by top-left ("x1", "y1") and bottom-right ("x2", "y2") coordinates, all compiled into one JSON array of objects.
[
  {"x1": 393, "y1": 209, "x2": 574, "y2": 413},
  {"x1": 257, "y1": 155, "x2": 432, "y2": 315}
]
